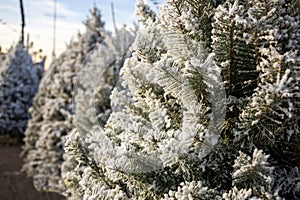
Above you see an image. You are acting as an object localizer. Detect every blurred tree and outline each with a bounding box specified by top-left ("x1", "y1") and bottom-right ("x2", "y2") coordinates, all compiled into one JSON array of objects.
[
  {"x1": 0, "y1": 43, "x2": 39, "y2": 137},
  {"x1": 22, "y1": 5, "x2": 136, "y2": 197}
]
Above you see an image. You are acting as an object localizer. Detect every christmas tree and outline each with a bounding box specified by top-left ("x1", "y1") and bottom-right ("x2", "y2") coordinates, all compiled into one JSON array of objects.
[
  {"x1": 64, "y1": 0, "x2": 299, "y2": 199},
  {"x1": 22, "y1": 5, "x2": 109, "y2": 193},
  {"x1": 0, "y1": 42, "x2": 39, "y2": 137},
  {"x1": 62, "y1": 26, "x2": 136, "y2": 198}
]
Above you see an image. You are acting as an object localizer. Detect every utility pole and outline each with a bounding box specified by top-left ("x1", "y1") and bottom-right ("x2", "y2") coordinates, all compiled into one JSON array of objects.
[
  {"x1": 111, "y1": 2, "x2": 117, "y2": 32},
  {"x1": 19, "y1": 0, "x2": 25, "y2": 46},
  {"x1": 44, "y1": 0, "x2": 65, "y2": 59},
  {"x1": 52, "y1": 0, "x2": 57, "y2": 58}
]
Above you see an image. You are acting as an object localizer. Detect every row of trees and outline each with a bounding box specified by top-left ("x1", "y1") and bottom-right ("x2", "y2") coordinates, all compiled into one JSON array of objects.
[
  {"x1": 22, "y1": 5, "x2": 136, "y2": 196},
  {"x1": 1, "y1": 0, "x2": 296, "y2": 199}
]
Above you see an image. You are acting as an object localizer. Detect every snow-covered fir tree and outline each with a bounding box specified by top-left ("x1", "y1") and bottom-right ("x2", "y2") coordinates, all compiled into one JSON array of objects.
[
  {"x1": 0, "y1": 42, "x2": 39, "y2": 137},
  {"x1": 22, "y1": 5, "x2": 113, "y2": 193},
  {"x1": 64, "y1": 0, "x2": 299, "y2": 199},
  {"x1": 64, "y1": 0, "x2": 225, "y2": 198},
  {"x1": 62, "y1": 26, "x2": 136, "y2": 198},
  {"x1": 73, "y1": 27, "x2": 136, "y2": 134}
]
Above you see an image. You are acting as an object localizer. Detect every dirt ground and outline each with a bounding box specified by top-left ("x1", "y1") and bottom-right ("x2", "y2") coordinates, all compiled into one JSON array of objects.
[{"x1": 0, "y1": 140, "x2": 65, "y2": 200}]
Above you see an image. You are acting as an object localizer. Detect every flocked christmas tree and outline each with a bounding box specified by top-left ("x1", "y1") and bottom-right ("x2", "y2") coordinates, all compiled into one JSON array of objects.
[
  {"x1": 0, "y1": 42, "x2": 40, "y2": 137},
  {"x1": 64, "y1": 0, "x2": 225, "y2": 198},
  {"x1": 62, "y1": 26, "x2": 136, "y2": 198},
  {"x1": 73, "y1": 26, "x2": 136, "y2": 134},
  {"x1": 64, "y1": 0, "x2": 299, "y2": 199},
  {"x1": 22, "y1": 5, "x2": 113, "y2": 193}
]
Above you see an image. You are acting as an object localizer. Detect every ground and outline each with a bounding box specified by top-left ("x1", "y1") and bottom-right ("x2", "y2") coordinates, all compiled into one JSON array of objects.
[{"x1": 0, "y1": 137, "x2": 65, "y2": 200}]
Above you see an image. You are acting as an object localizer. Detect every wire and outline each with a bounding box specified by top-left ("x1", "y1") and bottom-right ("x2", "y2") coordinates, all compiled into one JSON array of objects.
[{"x1": 52, "y1": 0, "x2": 57, "y2": 58}]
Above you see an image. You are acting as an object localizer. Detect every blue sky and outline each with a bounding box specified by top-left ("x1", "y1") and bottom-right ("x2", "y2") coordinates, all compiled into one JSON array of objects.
[{"x1": 0, "y1": 0, "x2": 162, "y2": 67}]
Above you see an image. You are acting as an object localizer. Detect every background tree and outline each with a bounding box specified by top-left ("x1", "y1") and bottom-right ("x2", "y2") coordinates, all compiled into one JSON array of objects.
[
  {"x1": 62, "y1": 26, "x2": 136, "y2": 198},
  {"x1": 22, "y1": 5, "x2": 109, "y2": 193},
  {"x1": 0, "y1": 43, "x2": 39, "y2": 137}
]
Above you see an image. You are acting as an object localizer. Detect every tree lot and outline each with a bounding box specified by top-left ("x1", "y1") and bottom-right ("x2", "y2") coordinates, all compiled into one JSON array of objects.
[{"x1": 20, "y1": 0, "x2": 300, "y2": 199}]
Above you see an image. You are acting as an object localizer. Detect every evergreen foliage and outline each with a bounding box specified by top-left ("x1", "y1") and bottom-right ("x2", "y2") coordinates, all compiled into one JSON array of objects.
[
  {"x1": 64, "y1": 0, "x2": 225, "y2": 198},
  {"x1": 277, "y1": 0, "x2": 300, "y2": 55},
  {"x1": 73, "y1": 27, "x2": 136, "y2": 134},
  {"x1": 27, "y1": 0, "x2": 299, "y2": 199},
  {"x1": 0, "y1": 43, "x2": 40, "y2": 137},
  {"x1": 227, "y1": 149, "x2": 276, "y2": 198},
  {"x1": 22, "y1": 6, "x2": 111, "y2": 193},
  {"x1": 212, "y1": 0, "x2": 258, "y2": 98},
  {"x1": 62, "y1": 26, "x2": 136, "y2": 198},
  {"x1": 23, "y1": 38, "x2": 85, "y2": 193}
]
